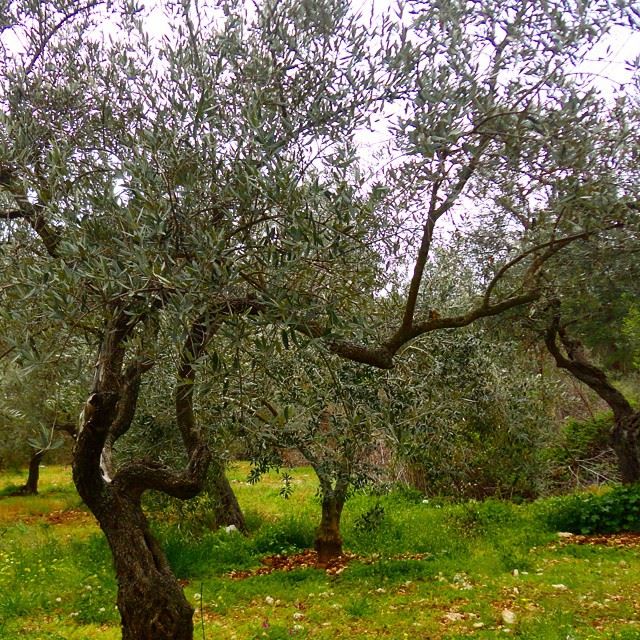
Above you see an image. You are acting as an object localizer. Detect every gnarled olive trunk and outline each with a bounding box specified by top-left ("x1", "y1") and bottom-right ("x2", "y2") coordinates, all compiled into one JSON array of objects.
[
  {"x1": 73, "y1": 388, "x2": 205, "y2": 639},
  {"x1": 96, "y1": 491, "x2": 194, "y2": 640},
  {"x1": 71, "y1": 315, "x2": 214, "y2": 640},
  {"x1": 315, "y1": 492, "x2": 345, "y2": 566}
]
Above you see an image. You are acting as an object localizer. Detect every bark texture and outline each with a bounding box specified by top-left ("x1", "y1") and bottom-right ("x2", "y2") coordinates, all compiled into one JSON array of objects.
[
  {"x1": 545, "y1": 312, "x2": 640, "y2": 484},
  {"x1": 315, "y1": 492, "x2": 345, "y2": 567},
  {"x1": 207, "y1": 461, "x2": 246, "y2": 532},
  {"x1": 97, "y1": 491, "x2": 194, "y2": 640},
  {"x1": 12, "y1": 450, "x2": 45, "y2": 495}
]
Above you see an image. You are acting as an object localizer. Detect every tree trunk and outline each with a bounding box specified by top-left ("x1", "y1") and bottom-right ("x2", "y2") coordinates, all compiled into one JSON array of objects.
[
  {"x1": 207, "y1": 461, "x2": 246, "y2": 532},
  {"x1": 96, "y1": 491, "x2": 194, "y2": 640},
  {"x1": 314, "y1": 493, "x2": 345, "y2": 567},
  {"x1": 611, "y1": 411, "x2": 640, "y2": 484},
  {"x1": 13, "y1": 450, "x2": 45, "y2": 495}
]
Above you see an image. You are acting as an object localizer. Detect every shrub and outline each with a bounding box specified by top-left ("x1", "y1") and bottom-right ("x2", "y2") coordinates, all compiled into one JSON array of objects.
[
  {"x1": 541, "y1": 484, "x2": 640, "y2": 534},
  {"x1": 353, "y1": 503, "x2": 385, "y2": 533},
  {"x1": 544, "y1": 413, "x2": 617, "y2": 488}
]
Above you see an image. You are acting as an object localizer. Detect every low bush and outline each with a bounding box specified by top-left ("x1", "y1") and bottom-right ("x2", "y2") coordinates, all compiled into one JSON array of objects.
[{"x1": 540, "y1": 484, "x2": 640, "y2": 534}]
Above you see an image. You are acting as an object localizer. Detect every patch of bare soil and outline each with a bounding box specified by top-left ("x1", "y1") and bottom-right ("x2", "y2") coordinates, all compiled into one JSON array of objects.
[
  {"x1": 228, "y1": 550, "x2": 358, "y2": 579},
  {"x1": 227, "y1": 549, "x2": 435, "y2": 580},
  {"x1": 557, "y1": 532, "x2": 640, "y2": 548},
  {"x1": 43, "y1": 508, "x2": 92, "y2": 525}
]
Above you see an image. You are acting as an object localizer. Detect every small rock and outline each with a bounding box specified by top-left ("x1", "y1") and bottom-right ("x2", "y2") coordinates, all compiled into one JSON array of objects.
[
  {"x1": 264, "y1": 596, "x2": 274, "y2": 605},
  {"x1": 293, "y1": 612, "x2": 304, "y2": 621},
  {"x1": 552, "y1": 584, "x2": 568, "y2": 591},
  {"x1": 444, "y1": 612, "x2": 465, "y2": 622},
  {"x1": 501, "y1": 609, "x2": 517, "y2": 625},
  {"x1": 512, "y1": 569, "x2": 519, "y2": 577},
  {"x1": 225, "y1": 524, "x2": 238, "y2": 534},
  {"x1": 473, "y1": 622, "x2": 485, "y2": 628},
  {"x1": 557, "y1": 532, "x2": 574, "y2": 538}
]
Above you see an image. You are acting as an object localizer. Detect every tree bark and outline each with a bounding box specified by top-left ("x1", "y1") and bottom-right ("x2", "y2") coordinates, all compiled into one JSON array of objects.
[
  {"x1": 95, "y1": 489, "x2": 194, "y2": 640},
  {"x1": 73, "y1": 386, "x2": 204, "y2": 639},
  {"x1": 611, "y1": 412, "x2": 640, "y2": 484},
  {"x1": 545, "y1": 312, "x2": 640, "y2": 483},
  {"x1": 207, "y1": 461, "x2": 246, "y2": 532},
  {"x1": 13, "y1": 450, "x2": 46, "y2": 495},
  {"x1": 314, "y1": 492, "x2": 345, "y2": 567}
]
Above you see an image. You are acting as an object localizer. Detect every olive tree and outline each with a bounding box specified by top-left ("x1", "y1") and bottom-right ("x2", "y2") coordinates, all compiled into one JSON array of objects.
[
  {"x1": 0, "y1": 1, "x2": 396, "y2": 636},
  {"x1": 243, "y1": 339, "x2": 385, "y2": 565},
  {"x1": 1, "y1": 0, "x2": 637, "y2": 637}
]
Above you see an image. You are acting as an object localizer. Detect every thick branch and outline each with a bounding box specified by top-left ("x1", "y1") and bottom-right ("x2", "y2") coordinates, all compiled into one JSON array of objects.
[
  {"x1": 401, "y1": 181, "x2": 442, "y2": 330},
  {"x1": 73, "y1": 311, "x2": 140, "y2": 500},
  {"x1": 402, "y1": 137, "x2": 491, "y2": 331},
  {"x1": 111, "y1": 298, "x2": 263, "y2": 496},
  {"x1": 108, "y1": 359, "x2": 154, "y2": 446},
  {"x1": 545, "y1": 311, "x2": 634, "y2": 422},
  {"x1": 1, "y1": 193, "x2": 61, "y2": 256},
  {"x1": 112, "y1": 443, "x2": 211, "y2": 499}
]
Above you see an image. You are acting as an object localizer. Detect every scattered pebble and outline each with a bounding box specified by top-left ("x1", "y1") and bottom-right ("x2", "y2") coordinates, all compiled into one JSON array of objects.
[{"x1": 501, "y1": 609, "x2": 516, "y2": 625}]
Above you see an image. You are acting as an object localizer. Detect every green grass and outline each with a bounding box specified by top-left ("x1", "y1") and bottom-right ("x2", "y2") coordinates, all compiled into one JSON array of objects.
[{"x1": 1, "y1": 465, "x2": 640, "y2": 639}]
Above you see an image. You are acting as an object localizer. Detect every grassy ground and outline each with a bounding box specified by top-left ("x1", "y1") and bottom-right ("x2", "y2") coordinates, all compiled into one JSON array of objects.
[{"x1": 0, "y1": 465, "x2": 639, "y2": 640}]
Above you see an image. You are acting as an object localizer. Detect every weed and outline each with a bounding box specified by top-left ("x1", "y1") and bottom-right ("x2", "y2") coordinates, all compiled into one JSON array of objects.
[
  {"x1": 344, "y1": 596, "x2": 373, "y2": 617},
  {"x1": 540, "y1": 484, "x2": 640, "y2": 534},
  {"x1": 353, "y1": 502, "x2": 385, "y2": 533}
]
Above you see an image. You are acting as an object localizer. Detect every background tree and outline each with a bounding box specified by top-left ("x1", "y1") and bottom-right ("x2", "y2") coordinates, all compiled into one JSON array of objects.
[{"x1": 545, "y1": 301, "x2": 640, "y2": 484}]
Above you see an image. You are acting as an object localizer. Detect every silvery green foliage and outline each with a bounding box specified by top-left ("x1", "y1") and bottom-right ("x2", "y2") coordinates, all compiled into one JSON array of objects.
[
  {"x1": 0, "y1": 0, "x2": 637, "y2": 468},
  {"x1": 0, "y1": 0, "x2": 391, "y2": 362},
  {"x1": 381, "y1": 325, "x2": 558, "y2": 498},
  {"x1": 242, "y1": 337, "x2": 387, "y2": 495}
]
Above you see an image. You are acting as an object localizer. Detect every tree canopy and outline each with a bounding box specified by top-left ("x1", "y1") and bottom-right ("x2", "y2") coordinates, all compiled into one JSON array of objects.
[{"x1": 1, "y1": 0, "x2": 638, "y2": 637}]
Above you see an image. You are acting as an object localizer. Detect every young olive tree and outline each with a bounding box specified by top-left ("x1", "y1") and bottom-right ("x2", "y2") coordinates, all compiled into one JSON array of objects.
[
  {"x1": 1, "y1": 0, "x2": 637, "y2": 637},
  {"x1": 244, "y1": 341, "x2": 385, "y2": 565}
]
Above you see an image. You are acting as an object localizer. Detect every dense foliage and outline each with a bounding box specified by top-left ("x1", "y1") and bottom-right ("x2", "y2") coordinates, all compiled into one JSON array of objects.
[{"x1": 1, "y1": 0, "x2": 639, "y2": 637}]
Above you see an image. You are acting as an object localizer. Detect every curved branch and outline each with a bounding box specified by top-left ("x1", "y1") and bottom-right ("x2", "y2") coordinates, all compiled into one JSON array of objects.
[
  {"x1": 545, "y1": 308, "x2": 634, "y2": 422},
  {"x1": 112, "y1": 442, "x2": 211, "y2": 499},
  {"x1": 1, "y1": 191, "x2": 61, "y2": 257},
  {"x1": 483, "y1": 223, "x2": 623, "y2": 306}
]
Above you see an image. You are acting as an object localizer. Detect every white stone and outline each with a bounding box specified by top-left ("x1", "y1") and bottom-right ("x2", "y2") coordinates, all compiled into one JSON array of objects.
[{"x1": 501, "y1": 609, "x2": 516, "y2": 625}]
